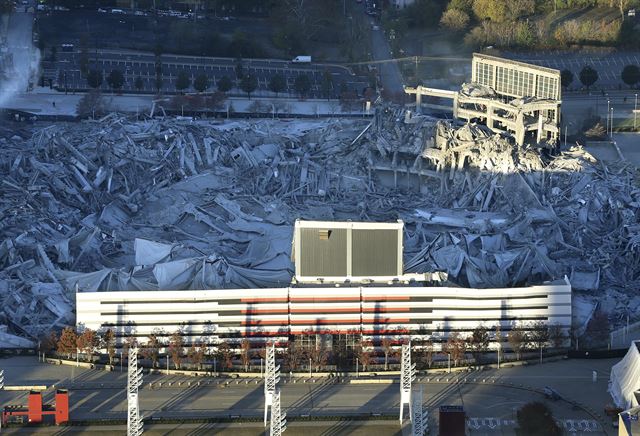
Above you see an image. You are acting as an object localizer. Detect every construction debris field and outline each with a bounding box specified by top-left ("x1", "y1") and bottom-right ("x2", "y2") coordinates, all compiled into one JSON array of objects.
[{"x1": 0, "y1": 107, "x2": 639, "y2": 347}]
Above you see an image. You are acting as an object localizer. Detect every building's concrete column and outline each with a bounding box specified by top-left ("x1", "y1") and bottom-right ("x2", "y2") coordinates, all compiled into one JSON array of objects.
[{"x1": 415, "y1": 86, "x2": 422, "y2": 114}]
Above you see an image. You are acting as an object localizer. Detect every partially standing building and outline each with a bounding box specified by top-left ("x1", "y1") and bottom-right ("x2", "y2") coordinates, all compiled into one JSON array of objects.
[{"x1": 406, "y1": 53, "x2": 562, "y2": 146}]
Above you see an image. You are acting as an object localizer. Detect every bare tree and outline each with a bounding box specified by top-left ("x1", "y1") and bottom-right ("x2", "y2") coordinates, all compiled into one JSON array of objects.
[
  {"x1": 421, "y1": 338, "x2": 435, "y2": 369},
  {"x1": 188, "y1": 341, "x2": 207, "y2": 370},
  {"x1": 495, "y1": 324, "x2": 503, "y2": 363},
  {"x1": 309, "y1": 340, "x2": 330, "y2": 372},
  {"x1": 101, "y1": 329, "x2": 116, "y2": 365},
  {"x1": 40, "y1": 331, "x2": 58, "y2": 355},
  {"x1": 381, "y1": 337, "x2": 395, "y2": 370},
  {"x1": 141, "y1": 333, "x2": 161, "y2": 368},
  {"x1": 354, "y1": 340, "x2": 373, "y2": 372},
  {"x1": 529, "y1": 321, "x2": 550, "y2": 362},
  {"x1": 240, "y1": 338, "x2": 252, "y2": 372},
  {"x1": 217, "y1": 342, "x2": 234, "y2": 370},
  {"x1": 443, "y1": 332, "x2": 466, "y2": 367},
  {"x1": 284, "y1": 340, "x2": 306, "y2": 371},
  {"x1": 507, "y1": 326, "x2": 527, "y2": 360},
  {"x1": 548, "y1": 323, "x2": 566, "y2": 349},
  {"x1": 168, "y1": 331, "x2": 184, "y2": 369}
]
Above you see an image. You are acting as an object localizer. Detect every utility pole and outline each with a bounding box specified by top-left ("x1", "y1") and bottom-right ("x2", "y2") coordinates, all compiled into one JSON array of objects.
[
  {"x1": 264, "y1": 344, "x2": 281, "y2": 427},
  {"x1": 127, "y1": 347, "x2": 143, "y2": 436},
  {"x1": 269, "y1": 389, "x2": 287, "y2": 436},
  {"x1": 400, "y1": 341, "x2": 416, "y2": 422},
  {"x1": 0, "y1": 369, "x2": 3, "y2": 431},
  {"x1": 611, "y1": 107, "x2": 614, "y2": 137},
  {"x1": 411, "y1": 386, "x2": 428, "y2": 436},
  {"x1": 634, "y1": 93, "x2": 637, "y2": 131},
  {"x1": 606, "y1": 99, "x2": 611, "y2": 135}
]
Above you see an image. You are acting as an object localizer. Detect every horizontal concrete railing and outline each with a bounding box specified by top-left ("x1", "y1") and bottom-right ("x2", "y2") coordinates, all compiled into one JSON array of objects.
[{"x1": 4, "y1": 385, "x2": 47, "y2": 391}]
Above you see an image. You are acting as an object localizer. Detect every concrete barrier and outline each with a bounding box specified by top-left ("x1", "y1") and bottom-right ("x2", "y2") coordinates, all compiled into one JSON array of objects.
[
  {"x1": 350, "y1": 379, "x2": 395, "y2": 384},
  {"x1": 4, "y1": 385, "x2": 47, "y2": 391}
]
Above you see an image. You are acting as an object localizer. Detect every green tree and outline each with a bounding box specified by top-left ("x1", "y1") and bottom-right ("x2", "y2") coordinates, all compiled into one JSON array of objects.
[
  {"x1": 79, "y1": 33, "x2": 90, "y2": 77},
  {"x1": 472, "y1": 0, "x2": 508, "y2": 22},
  {"x1": 235, "y1": 59, "x2": 244, "y2": 79},
  {"x1": 240, "y1": 74, "x2": 258, "y2": 98},
  {"x1": 176, "y1": 70, "x2": 191, "y2": 93},
  {"x1": 87, "y1": 69, "x2": 103, "y2": 89},
  {"x1": 194, "y1": 74, "x2": 209, "y2": 93},
  {"x1": 134, "y1": 76, "x2": 144, "y2": 92},
  {"x1": 621, "y1": 64, "x2": 640, "y2": 88},
  {"x1": 560, "y1": 69, "x2": 574, "y2": 89},
  {"x1": 320, "y1": 71, "x2": 333, "y2": 99},
  {"x1": 155, "y1": 77, "x2": 163, "y2": 93},
  {"x1": 268, "y1": 73, "x2": 286, "y2": 96},
  {"x1": 516, "y1": 402, "x2": 562, "y2": 435},
  {"x1": 217, "y1": 75, "x2": 233, "y2": 93},
  {"x1": 440, "y1": 8, "x2": 470, "y2": 31},
  {"x1": 294, "y1": 73, "x2": 312, "y2": 98},
  {"x1": 579, "y1": 65, "x2": 598, "y2": 90},
  {"x1": 106, "y1": 69, "x2": 125, "y2": 92}
]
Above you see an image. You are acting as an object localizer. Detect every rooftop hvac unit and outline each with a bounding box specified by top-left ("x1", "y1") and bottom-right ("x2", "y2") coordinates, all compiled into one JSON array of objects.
[{"x1": 292, "y1": 220, "x2": 404, "y2": 284}]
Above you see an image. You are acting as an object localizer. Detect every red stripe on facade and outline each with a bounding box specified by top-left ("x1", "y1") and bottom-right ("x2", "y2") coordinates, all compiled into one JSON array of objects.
[
  {"x1": 290, "y1": 318, "x2": 362, "y2": 325},
  {"x1": 290, "y1": 297, "x2": 361, "y2": 302},
  {"x1": 362, "y1": 296, "x2": 411, "y2": 301},
  {"x1": 241, "y1": 321, "x2": 289, "y2": 326},
  {"x1": 241, "y1": 310, "x2": 289, "y2": 314},
  {"x1": 362, "y1": 307, "x2": 410, "y2": 312},
  {"x1": 290, "y1": 308, "x2": 360, "y2": 314},
  {"x1": 240, "y1": 298, "x2": 288, "y2": 303}
]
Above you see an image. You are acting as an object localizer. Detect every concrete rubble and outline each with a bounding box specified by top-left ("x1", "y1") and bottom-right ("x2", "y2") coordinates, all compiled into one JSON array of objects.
[{"x1": 1, "y1": 107, "x2": 639, "y2": 345}]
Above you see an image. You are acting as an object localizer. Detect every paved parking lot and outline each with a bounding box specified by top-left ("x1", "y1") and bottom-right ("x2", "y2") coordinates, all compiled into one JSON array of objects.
[
  {"x1": 508, "y1": 50, "x2": 640, "y2": 89},
  {"x1": 51, "y1": 50, "x2": 369, "y2": 98},
  {"x1": 0, "y1": 356, "x2": 617, "y2": 434}
]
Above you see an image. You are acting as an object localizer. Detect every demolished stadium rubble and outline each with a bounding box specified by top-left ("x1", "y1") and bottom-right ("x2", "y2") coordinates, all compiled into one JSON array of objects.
[{"x1": 0, "y1": 107, "x2": 638, "y2": 347}]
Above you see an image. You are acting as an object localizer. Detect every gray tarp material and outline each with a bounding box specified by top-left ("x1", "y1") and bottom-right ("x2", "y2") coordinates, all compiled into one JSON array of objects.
[
  {"x1": 134, "y1": 238, "x2": 175, "y2": 266},
  {"x1": 1, "y1": 112, "x2": 640, "y2": 344}
]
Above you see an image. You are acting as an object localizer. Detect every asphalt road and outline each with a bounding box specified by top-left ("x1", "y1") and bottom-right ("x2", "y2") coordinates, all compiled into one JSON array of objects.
[
  {"x1": 0, "y1": 356, "x2": 616, "y2": 434},
  {"x1": 353, "y1": 4, "x2": 404, "y2": 95}
]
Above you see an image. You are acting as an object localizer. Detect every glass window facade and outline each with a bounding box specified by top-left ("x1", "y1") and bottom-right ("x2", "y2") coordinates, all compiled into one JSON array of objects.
[
  {"x1": 475, "y1": 61, "x2": 493, "y2": 87},
  {"x1": 536, "y1": 75, "x2": 558, "y2": 100},
  {"x1": 472, "y1": 56, "x2": 560, "y2": 100}
]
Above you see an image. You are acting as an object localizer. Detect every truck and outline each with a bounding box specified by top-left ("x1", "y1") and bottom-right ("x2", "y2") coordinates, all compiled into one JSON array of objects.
[{"x1": 291, "y1": 56, "x2": 312, "y2": 63}]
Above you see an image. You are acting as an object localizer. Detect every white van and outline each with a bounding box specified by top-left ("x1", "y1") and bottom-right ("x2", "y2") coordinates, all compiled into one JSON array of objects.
[{"x1": 292, "y1": 56, "x2": 312, "y2": 63}]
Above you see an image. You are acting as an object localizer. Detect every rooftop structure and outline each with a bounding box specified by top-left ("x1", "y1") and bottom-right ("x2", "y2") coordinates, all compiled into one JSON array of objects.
[{"x1": 405, "y1": 53, "x2": 562, "y2": 146}]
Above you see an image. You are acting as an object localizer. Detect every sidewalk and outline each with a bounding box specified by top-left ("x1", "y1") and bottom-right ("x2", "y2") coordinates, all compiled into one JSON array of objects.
[{"x1": 1, "y1": 88, "x2": 371, "y2": 118}]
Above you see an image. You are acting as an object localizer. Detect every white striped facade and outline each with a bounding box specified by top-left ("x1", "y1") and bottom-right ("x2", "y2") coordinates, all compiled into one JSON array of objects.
[{"x1": 76, "y1": 278, "x2": 571, "y2": 350}]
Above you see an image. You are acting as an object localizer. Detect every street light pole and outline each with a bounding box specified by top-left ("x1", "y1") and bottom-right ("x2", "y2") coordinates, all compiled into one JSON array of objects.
[
  {"x1": 447, "y1": 353, "x2": 451, "y2": 374},
  {"x1": 611, "y1": 107, "x2": 614, "y2": 137},
  {"x1": 634, "y1": 93, "x2": 638, "y2": 131},
  {"x1": 606, "y1": 99, "x2": 610, "y2": 134},
  {"x1": 120, "y1": 351, "x2": 123, "y2": 372}
]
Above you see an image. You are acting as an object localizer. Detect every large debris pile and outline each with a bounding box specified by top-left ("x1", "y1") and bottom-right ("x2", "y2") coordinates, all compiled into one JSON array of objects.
[{"x1": 1, "y1": 108, "x2": 639, "y2": 345}]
